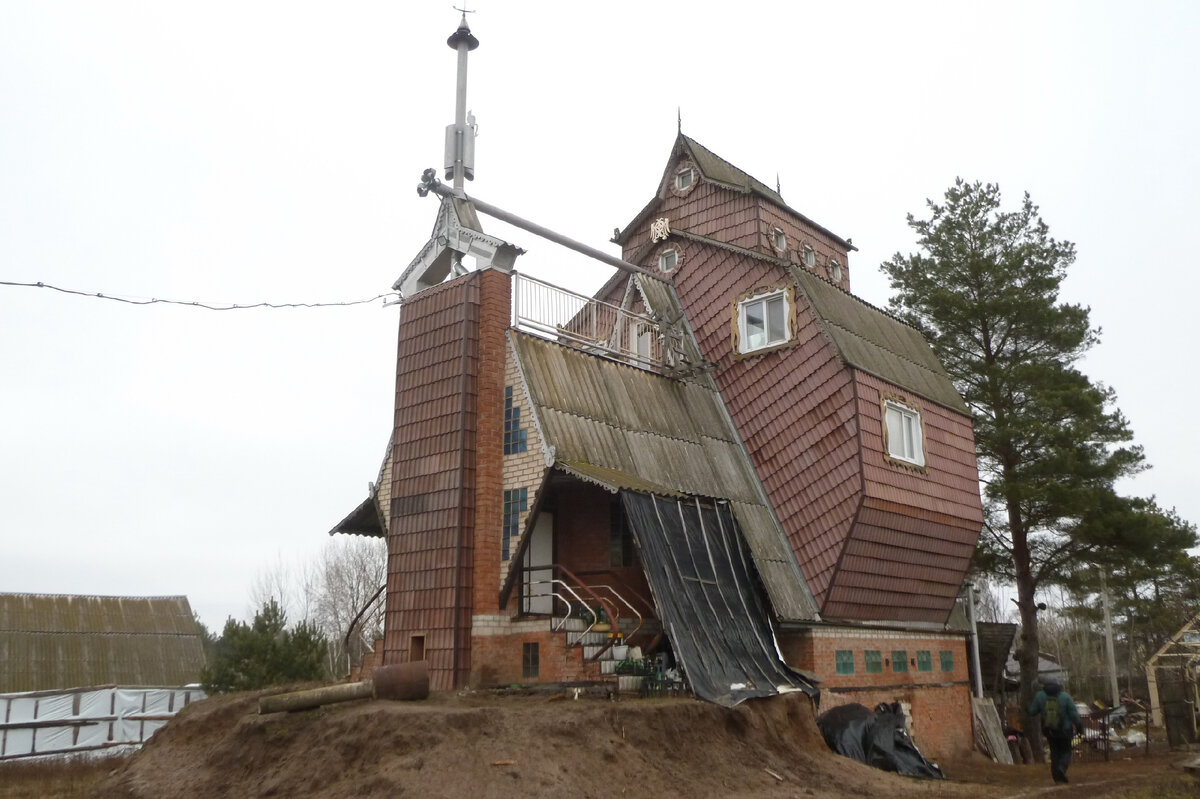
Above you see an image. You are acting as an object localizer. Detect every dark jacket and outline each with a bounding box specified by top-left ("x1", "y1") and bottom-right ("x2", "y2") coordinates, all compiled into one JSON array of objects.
[{"x1": 1028, "y1": 679, "x2": 1082, "y2": 738}]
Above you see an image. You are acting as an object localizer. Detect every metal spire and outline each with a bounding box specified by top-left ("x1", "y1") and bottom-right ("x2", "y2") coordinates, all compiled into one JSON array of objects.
[{"x1": 444, "y1": 12, "x2": 479, "y2": 192}]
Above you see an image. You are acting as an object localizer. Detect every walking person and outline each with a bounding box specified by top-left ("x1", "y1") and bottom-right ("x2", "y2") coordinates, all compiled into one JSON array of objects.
[{"x1": 1028, "y1": 679, "x2": 1084, "y2": 783}]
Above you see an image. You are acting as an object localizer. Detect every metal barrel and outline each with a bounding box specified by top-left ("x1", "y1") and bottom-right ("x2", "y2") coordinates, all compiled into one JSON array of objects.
[{"x1": 372, "y1": 661, "x2": 430, "y2": 701}]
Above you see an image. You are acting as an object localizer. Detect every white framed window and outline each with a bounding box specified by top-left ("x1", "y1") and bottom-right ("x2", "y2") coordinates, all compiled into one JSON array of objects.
[
  {"x1": 883, "y1": 399, "x2": 925, "y2": 467},
  {"x1": 804, "y1": 245, "x2": 816, "y2": 268},
  {"x1": 737, "y1": 289, "x2": 790, "y2": 353},
  {"x1": 772, "y1": 227, "x2": 787, "y2": 252},
  {"x1": 659, "y1": 248, "x2": 678, "y2": 272},
  {"x1": 830, "y1": 259, "x2": 842, "y2": 283},
  {"x1": 675, "y1": 167, "x2": 694, "y2": 191}
]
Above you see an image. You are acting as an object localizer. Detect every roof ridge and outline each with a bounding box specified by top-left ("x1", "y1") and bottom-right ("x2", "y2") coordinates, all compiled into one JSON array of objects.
[
  {"x1": 0, "y1": 629, "x2": 204, "y2": 637},
  {"x1": 0, "y1": 593, "x2": 190, "y2": 601},
  {"x1": 680, "y1": 134, "x2": 781, "y2": 201}
]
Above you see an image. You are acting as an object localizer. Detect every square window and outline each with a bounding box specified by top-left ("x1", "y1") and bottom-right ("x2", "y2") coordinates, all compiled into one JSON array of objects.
[
  {"x1": 738, "y1": 290, "x2": 790, "y2": 353},
  {"x1": 522, "y1": 642, "x2": 539, "y2": 679},
  {"x1": 940, "y1": 650, "x2": 955, "y2": 672},
  {"x1": 835, "y1": 650, "x2": 854, "y2": 675},
  {"x1": 772, "y1": 228, "x2": 786, "y2": 251},
  {"x1": 675, "y1": 168, "x2": 693, "y2": 191},
  {"x1": 659, "y1": 249, "x2": 677, "y2": 272},
  {"x1": 864, "y1": 650, "x2": 882, "y2": 674},
  {"x1": 892, "y1": 650, "x2": 908, "y2": 673},
  {"x1": 883, "y1": 399, "x2": 925, "y2": 466},
  {"x1": 917, "y1": 650, "x2": 932, "y2": 672}
]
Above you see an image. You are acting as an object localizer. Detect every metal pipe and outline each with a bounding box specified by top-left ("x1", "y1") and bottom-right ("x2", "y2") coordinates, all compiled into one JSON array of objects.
[
  {"x1": 424, "y1": 180, "x2": 664, "y2": 282},
  {"x1": 966, "y1": 584, "x2": 984, "y2": 699}
]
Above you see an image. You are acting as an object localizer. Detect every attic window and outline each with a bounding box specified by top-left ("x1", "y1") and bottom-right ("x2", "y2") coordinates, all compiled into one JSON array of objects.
[
  {"x1": 675, "y1": 167, "x2": 694, "y2": 191},
  {"x1": 804, "y1": 245, "x2": 816, "y2": 268},
  {"x1": 829, "y1": 259, "x2": 843, "y2": 283},
  {"x1": 659, "y1": 248, "x2": 678, "y2": 272},
  {"x1": 883, "y1": 399, "x2": 925, "y2": 467},
  {"x1": 772, "y1": 228, "x2": 786, "y2": 252},
  {"x1": 737, "y1": 289, "x2": 790, "y2": 354}
]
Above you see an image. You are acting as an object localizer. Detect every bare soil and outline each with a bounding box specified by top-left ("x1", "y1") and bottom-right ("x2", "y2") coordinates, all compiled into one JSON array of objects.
[{"x1": 2, "y1": 689, "x2": 1194, "y2": 799}]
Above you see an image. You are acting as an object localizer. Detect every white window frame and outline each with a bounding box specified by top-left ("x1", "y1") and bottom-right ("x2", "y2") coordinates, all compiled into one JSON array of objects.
[
  {"x1": 659, "y1": 248, "x2": 678, "y2": 272},
  {"x1": 883, "y1": 399, "x2": 925, "y2": 467},
  {"x1": 772, "y1": 227, "x2": 787, "y2": 252},
  {"x1": 737, "y1": 289, "x2": 791, "y2": 354},
  {"x1": 829, "y1": 259, "x2": 842, "y2": 283},
  {"x1": 675, "y1": 167, "x2": 694, "y2": 191},
  {"x1": 803, "y1": 245, "x2": 816, "y2": 267}
]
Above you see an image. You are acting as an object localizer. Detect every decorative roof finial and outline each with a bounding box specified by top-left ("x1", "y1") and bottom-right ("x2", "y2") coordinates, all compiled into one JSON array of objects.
[
  {"x1": 776, "y1": 173, "x2": 781, "y2": 196},
  {"x1": 445, "y1": 9, "x2": 479, "y2": 192},
  {"x1": 677, "y1": 107, "x2": 682, "y2": 133}
]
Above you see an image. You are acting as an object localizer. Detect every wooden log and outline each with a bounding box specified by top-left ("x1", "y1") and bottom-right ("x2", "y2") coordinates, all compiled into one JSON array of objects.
[{"x1": 258, "y1": 681, "x2": 373, "y2": 714}]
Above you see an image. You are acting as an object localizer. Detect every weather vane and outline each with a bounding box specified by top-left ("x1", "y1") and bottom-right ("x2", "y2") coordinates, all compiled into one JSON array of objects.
[{"x1": 453, "y1": 5, "x2": 475, "y2": 14}]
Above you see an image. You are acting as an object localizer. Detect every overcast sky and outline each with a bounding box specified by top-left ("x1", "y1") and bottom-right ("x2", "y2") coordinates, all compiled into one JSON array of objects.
[{"x1": 3, "y1": 2, "x2": 1197, "y2": 632}]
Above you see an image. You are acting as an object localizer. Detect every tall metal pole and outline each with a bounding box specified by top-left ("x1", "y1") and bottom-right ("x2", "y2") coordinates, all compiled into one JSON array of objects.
[
  {"x1": 1100, "y1": 570, "x2": 1120, "y2": 707},
  {"x1": 446, "y1": 16, "x2": 478, "y2": 193},
  {"x1": 966, "y1": 584, "x2": 984, "y2": 698}
]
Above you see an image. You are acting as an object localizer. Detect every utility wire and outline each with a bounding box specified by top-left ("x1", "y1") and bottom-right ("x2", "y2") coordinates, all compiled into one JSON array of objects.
[{"x1": 0, "y1": 280, "x2": 397, "y2": 310}]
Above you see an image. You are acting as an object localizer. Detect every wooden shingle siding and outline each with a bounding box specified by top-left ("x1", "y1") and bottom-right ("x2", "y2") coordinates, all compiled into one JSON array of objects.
[{"x1": 385, "y1": 273, "x2": 482, "y2": 690}]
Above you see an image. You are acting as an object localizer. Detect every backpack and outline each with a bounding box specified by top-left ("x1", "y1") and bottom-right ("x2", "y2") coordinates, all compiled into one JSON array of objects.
[{"x1": 1043, "y1": 695, "x2": 1061, "y2": 730}]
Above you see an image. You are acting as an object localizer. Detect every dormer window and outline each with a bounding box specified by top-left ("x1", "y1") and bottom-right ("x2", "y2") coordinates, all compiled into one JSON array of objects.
[
  {"x1": 736, "y1": 289, "x2": 791, "y2": 354},
  {"x1": 804, "y1": 245, "x2": 816, "y2": 268},
  {"x1": 883, "y1": 399, "x2": 925, "y2": 467},
  {"x1": 675, "y1": 167, "x2": 694, "y2": 191},
  {"x1": 830, "y1": 259, "x2": 843, "y2": 283},
  {"x1": 772, "y1": 228, "x2": 787, "y2": 252},
  {"x1": 659, "y1": 248, "x2": 678, "y2": 272}
]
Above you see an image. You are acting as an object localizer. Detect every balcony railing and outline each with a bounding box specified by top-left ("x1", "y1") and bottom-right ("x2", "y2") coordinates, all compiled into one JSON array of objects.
[{"x1": 512, "y1": 272, "x2": 669, "y2": 371}]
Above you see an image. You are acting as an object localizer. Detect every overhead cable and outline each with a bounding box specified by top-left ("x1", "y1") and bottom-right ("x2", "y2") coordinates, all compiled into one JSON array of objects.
[{"x1": 0, "y1": 280, "x2": 397, "y2": 310}]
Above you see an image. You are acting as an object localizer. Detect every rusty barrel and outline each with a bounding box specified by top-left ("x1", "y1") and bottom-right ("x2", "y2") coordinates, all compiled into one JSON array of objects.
[{"x1": 372, "y1": 661, "x2": 430, "y2": 701}]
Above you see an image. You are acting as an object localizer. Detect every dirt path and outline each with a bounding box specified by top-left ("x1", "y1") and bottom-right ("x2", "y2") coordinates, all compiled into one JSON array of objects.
[{"x1": 2, "y1": 690, "x2": 1194, "y2": 798}]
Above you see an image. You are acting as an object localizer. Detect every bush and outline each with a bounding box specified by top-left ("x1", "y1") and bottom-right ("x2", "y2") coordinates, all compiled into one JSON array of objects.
[{"x1": 200, "y1": 600, "x2": 327, "y2": 693}]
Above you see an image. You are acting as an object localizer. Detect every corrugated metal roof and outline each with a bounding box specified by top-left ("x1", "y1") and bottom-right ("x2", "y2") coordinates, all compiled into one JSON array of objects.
[
  {"x1": 0, "y1": 594, "x2": 206, "y2": 692},
  {"x1": 793, "y1": 267, "x2": 967, "y2": 413},
  {"x1": 512, "y1": 331, "x2": 819, "y2": 622}
]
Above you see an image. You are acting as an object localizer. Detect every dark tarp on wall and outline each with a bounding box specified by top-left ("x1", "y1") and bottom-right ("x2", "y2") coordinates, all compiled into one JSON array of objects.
[
  {"x1": 818, "y1": 702, "x2": 945, "y2": 779},
  {"x1": 620, "y1": 492, "x2": 816, "y2": 707}
]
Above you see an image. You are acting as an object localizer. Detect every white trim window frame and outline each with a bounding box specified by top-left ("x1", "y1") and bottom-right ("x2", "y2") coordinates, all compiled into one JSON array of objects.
[
  {"x1": 659, "y1": 248, "x2": 678, "y2": 272},
  {"x1": 675, "y1": 167, "x2": 694, "y2": 191},
  {"x1": 883, "y1": 399, "x2": 925, "y2": 467},
  {"x1": 737, "y1": 289, "x2": 790, "y2": 354}
]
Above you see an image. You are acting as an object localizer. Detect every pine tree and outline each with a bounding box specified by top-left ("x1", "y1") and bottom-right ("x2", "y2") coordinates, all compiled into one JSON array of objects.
[
  {"x1": 200, "y1": 600, "x2": 328, "y2": 693},
  {"x1": 882, "y1": 179, "x2": 1144, "y2": 755}
]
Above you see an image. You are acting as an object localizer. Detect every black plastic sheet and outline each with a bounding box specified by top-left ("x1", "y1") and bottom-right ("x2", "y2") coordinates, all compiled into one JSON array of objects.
[
  {"x1": 620, "y1": 492, "x2": 816, "y2": 707},
  {"x1": 818, "y1": 702, "x2": 944, "y2": 779}
]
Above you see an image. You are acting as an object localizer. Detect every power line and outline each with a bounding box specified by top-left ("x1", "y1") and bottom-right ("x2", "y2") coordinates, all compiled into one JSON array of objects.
[{"x1": 0, "y1": 280, "x2": 398, "y2": 310}]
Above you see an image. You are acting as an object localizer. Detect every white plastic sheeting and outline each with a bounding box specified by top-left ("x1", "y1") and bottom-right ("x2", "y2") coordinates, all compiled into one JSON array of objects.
[{"x1": 0, "y1": 685, "x2": 204, "y2": 760}]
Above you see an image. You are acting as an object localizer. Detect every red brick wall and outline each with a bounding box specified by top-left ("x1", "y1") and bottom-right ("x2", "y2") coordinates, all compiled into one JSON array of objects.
[
  {"x1": 469, "y1": 628, "x2": 591, "y2": 687},
  {"x1": 471, "y1": 268, "x2": 511, "y2": 618},
  {"x1": 780, "y1": 627, "x2": 974, "y2": 758}
]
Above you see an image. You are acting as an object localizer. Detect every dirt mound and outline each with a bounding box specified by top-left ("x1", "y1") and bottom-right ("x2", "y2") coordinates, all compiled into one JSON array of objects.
[{"x1": 91, "y1": 688, "x2": 970, "y2": 799}]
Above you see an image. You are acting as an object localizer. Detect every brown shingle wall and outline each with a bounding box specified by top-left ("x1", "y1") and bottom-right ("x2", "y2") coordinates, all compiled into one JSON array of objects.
[
  {"x1": 384, "y1": 274, "x2": 481, "y2": 690},
  {"x1": 655, "y1": 240, "x2": 859, "y2": 608},
  {"x1": 758, "y1": 203, "x2": 850, "y2": 290}
]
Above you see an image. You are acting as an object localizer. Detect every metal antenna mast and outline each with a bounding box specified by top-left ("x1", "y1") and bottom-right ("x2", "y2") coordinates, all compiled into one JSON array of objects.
[{"x1": 445, "y1": 10, "x2": 479, "y2": 193}]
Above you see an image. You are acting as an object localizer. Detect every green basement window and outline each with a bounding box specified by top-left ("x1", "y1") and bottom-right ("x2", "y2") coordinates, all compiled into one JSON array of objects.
[
  {"x1": 864, "y1": 650, "x2": 883, "y2": 674},
  {"x1": 940, "y1": 649, "x2": 955, "y2": 672},
  {"x1": 892, "y1": 650, "x2": 908, "y2": 673},
  {"x1": 917, "y1": 650, "x2": 932, "y2": 672},
  {"x1": 835, "y1": 650, "x2": 855, "y2": 675}
]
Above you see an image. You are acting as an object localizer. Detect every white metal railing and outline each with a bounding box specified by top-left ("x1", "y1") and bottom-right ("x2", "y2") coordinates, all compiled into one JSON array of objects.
[{"x1": 512, "y1": 272, "x2": 668, "y2": 371}]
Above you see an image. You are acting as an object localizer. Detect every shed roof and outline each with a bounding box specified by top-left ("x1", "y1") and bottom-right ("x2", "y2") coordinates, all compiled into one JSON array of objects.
[
  {"x1": 511, "y1": 331, "x2": 819, "y2": 622},
  {"x1": 0, "y1": 594, "x2": 206, "y2": 693}
]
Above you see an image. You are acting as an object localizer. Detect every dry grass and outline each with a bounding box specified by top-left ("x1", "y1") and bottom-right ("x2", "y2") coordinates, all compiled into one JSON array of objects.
[{"x1": 0, "y1": 755, "x2": 120, "y2": 799}]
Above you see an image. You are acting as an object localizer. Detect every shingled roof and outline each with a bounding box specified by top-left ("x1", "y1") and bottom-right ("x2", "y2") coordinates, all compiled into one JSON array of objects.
[
  {"x1": 510, "y1": 331, "x2": 819, "y2": 622},
  {"x1": 615, "y1": 133, "x2": 854, "y2": 252},
  {"x1": 0, "y1": 594, "x2": 206, "y2": 693},
  {"x1": 791, "y1": 266, "x2": 968, "y2": 413}
]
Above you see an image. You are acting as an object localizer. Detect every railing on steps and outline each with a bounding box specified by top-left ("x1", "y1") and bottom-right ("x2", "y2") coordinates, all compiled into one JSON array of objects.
[
  {"x1": 342, "y1": 583, "x2": 387, "y2": 679},
  {"x1": 523, "y1": 564, "x2": 649, "y2": 662}
]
